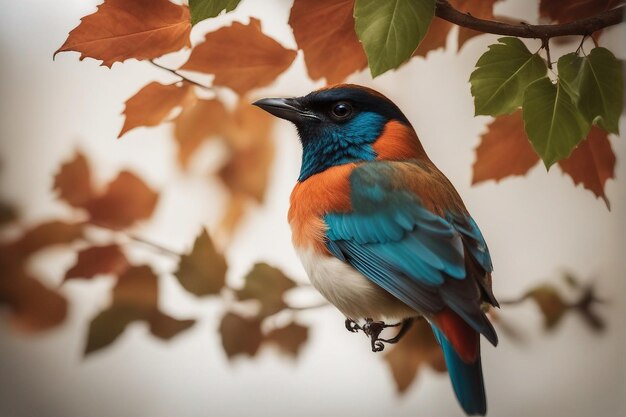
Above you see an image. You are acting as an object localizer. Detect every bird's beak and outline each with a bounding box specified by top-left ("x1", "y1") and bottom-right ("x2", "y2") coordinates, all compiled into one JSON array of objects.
[{"x1": 252, "y1": 97, "x2": 320, "y2": 123}]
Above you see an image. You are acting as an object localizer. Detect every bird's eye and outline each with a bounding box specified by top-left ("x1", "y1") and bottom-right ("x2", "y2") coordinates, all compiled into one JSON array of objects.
[{"x1": 331, "y1": 102, "x2": 353, "y2": 120}]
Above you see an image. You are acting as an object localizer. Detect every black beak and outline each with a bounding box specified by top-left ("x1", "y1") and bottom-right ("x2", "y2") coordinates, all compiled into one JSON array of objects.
[{"x1": 253, "y1": 97, "x2": 320, "y2": 123}]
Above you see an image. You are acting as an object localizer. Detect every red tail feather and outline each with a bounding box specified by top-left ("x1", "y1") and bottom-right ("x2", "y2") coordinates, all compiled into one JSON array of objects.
[{"x1": 433, "y1": 308, "x2": 479, "y2": 363}]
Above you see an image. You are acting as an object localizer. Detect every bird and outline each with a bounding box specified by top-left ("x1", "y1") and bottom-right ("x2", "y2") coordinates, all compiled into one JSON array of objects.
[{"x1": 253, "y1": 84, "x2": 498, "y2": 416}]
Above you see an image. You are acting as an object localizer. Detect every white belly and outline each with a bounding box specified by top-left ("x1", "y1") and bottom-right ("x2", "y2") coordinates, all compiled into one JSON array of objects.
[{"x1": 295, "y1": 246, "x2": 416, "y2": 321}]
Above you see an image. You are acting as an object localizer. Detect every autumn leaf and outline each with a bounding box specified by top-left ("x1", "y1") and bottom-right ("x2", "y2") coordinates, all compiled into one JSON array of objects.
[
  {"x1": 236, "y1": 263, "x2": 296, "y2": 318},
  {"x1": 265, "y1": 322, "x2": 309, "y2": 357},
  {"x1": 472, "y1": 111, "x2": 540, "y2": 184},
  {"x1": 53, "y1": 152, "x2": 94, "y2": 207},
  {"x1": 65, "y1": 245, "x2": 129, "y2": 281},
  {"x1": 527, "y1": 286, "x2": 568, "y2": 330},
  {"x1": 149, "y1": 311, "x2": 196, "y2": 340},
  {"x1": 85, "y1": 265, "x2": 195, "y2": 354},
  {"x1": 180, "y1": 18, "x2": 297, "y2": 95},
  {"x1": 174, "y1": 228, "x2": 227, "y2": 296},
  {"x1": 289, "y1": 0, "x2": 367, "y2": 84},
  {"x1": 1, "y1": 221, "x2": 84, "y2": 260},
  {"x1": 119, "y1": 82, "x2": 195, "y2": 138},
  {"x1": 540, "y1": 0, "x2": 622, "y2": 24},
  {"x1": 384, "y1": 319, "x2": 445, "y2": 393},
  {"x1": 413, "y1": 18, "x2": 453, "y2": 58},
  {"x1": 0, "y1": 200, "x2": 16, "y2": 227},
  {"x1": 219, "y1": 102, "x2": 275, "y2": 202},
  {"x1": 219, "y1": 312, "x2": 263, "y2": 358},
  {"x1": 85, "y1": 171, "x2": 159, "y2": 229},
  {"x1": 55, "y1": 0, "x2": 191, "y2": 67},
  {"x1": 174, "y1": 98, "x2": 229, "y2": 167},
  {"x1": 450, "y1": 0, "x2": 499, "y2": 49},
  {"x1": 559, "y1": 127, "x2": 615, "y2": 209},
  {"x1": 0, "y1": 268, "x2": 68, "y2": 333}
]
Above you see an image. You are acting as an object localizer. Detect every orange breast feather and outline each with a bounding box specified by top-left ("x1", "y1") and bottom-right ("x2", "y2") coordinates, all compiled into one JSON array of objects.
[{"x1": 288, "y1": 164, "x2": 354, "y2": 253}]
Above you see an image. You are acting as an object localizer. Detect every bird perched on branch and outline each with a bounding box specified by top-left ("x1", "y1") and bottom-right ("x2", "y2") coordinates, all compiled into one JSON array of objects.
[{"x1": 254, "y1": 84, "x2": 498, "y2": 416}]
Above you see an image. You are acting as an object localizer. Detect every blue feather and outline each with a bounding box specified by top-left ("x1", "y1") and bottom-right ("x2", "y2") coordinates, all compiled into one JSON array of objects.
[{"x1": 431, "y1": 325, "x2": 487, "y2": 416}]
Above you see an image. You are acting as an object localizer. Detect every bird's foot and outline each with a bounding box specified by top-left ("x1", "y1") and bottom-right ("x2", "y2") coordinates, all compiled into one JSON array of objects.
[{"x1": 345, "y1": 317, "x2": 415, "y2": 352}]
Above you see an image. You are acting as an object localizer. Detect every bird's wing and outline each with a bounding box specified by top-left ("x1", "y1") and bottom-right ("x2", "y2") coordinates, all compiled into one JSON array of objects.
[{"x1": 324, "y1": 161, "x2": 497, "y2": 345}]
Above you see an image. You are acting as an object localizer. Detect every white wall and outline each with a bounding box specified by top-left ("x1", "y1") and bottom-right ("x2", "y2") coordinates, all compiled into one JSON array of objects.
[{"x1": 1, "y1": 1, "x2": 625, "y2": 417}]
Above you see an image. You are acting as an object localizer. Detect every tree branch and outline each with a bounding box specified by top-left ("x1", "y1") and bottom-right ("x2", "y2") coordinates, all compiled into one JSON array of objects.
[
  {"x1": 149, "y1": 60, "x2": 214, "y2": 91},
  {"x1": 435, "y1": 0, "x2": 625, "y2": 39}
]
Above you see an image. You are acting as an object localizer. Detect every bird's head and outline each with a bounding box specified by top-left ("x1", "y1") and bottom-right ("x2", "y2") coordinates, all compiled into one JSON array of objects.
[{"x1": 254, "y1": 84, "x2": 426, "y2": 181}]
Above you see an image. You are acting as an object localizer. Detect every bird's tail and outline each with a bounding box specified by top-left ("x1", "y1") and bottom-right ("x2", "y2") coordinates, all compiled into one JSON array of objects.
[{"x1": 430, "y1": 322, "x2": 487, "y2": 416}]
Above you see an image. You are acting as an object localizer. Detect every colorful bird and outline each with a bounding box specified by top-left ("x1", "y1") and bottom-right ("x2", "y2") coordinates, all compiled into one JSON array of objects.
[{"x1": 254, "y1": 84, "x2": 498, "y2": 416}]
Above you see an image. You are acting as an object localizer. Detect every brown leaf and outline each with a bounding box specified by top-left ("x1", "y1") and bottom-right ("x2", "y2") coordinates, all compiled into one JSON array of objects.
[
  {"x1": 236, "y1": 263, "x2": 296, "y2": 318},
  {"x1": 449, "y1": 0, "x2": 499, "y2": 50},
  {"x1": 149, "y1": 311, "x2": 196, "y2": 340},
  {"x1": 219, "y1": 102, "x2": 275, "y2": 202},
  {"x1": 53, "y1": 152, "x2": 94, "y2": 208},
  {"x1": 540, "y1": 0, "x2": 622, "y2": 23},
  {"x1": 55, "y1": 0, "x2": 191, "y2": 67},
  {"x1": 0, "y1": 200, "x2": 17, "y2": 227},
  {"x1": 180, "y1": 18, "x2": 297, "y2": 95},
  {"x1": 289, "y1": 0, "x2": 367, "y2": 84},
  {"x1": 558, "y1": 127, "x2": 615, "y2": 209},
  {"x1": 113, "y1": 265, "x2": 158, "y2": 309},
  {"x1": 472, "y1": 111, "x2": 540, "y2": 184},
  {"x1": 265, "y1": 322, "x2": 309, "y2": 357},
  {"x1": 173, "y1": 98, "x2": 229, "y2": 167},
  {"x1": 119, "y1": 82, "x2": 195, "y2": 138},
  {"x1": 85, "y1": 305, "x2": 144, "y2": 354},
  {"x1": 85, "y1": 171, "x2": 159, "y2": 229},
  {"x1": 384, "y1": 319, "x2": 445, "y2": 393},
  {"x1": 217, "y1": 193, "x2": 248, "y2": 239},
  {"x1": 174, "y1": 228, "x2": 227, "y2": 296},
  {"x1": 65, "y1": 244, "x2": 129, "y2": 281},
  {"x1": 1, "y1": 221, "x2": 84, "y2": 260},
  {"x1": 528, "y1": 286, "x2": 568, "y2": 330},
  {"x1": 413, "y1": 18, "x2": 453, "y2": 58},
  {"x1": 219, "y1": 312, "x2": 263, "y2": 358},
  {"x1": 0, "y1": 267, "x2": 68, "y2": 333}
]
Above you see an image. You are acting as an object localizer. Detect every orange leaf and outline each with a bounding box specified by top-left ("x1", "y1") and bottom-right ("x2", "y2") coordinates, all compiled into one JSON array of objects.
[
  {"x1": 180, "y1": 18, "x2": 297, "y2": 95},
  {"x1": 1, "y1": 221, "x2": 84, "y2": 260},
  {"x1": 540, "y1": 0, "x2": 622, "y2": 23},
  {"x1": 113, "y1": 265, "x2": 158, "y2": 309},
  {"x1": 449, "y1": 0, "x2": 499, "y2": 50},
  {"x1": 65, "y1": 244, "x2": 129, "y2": 281},
  {"x1": 558, "y1": 127, "x2": 615, "y2": 209},
  {"x1": 85, "y1": 171, "x2": 159, "y2": 229},
  {"x1": 472, "y1": 111, "x2": 540, "y2": 184},
  {"x1": 384, "y1": 320, "x2": 445, "y2": 393},
  {"x1": 119, "y1": 82, "x2": 195, "y2": 138},
  {"x1": 55, "y1": 0, "x2": 191, "y2": 67},
  {"x1": 173, "y1": 98, "x2": 229, "y2": 167},
  {"x1": 53, "y1": 152, "x2": 94, "y2": 207},
  {"x1": 289, "y1": 0, "x2": 367, "y2": 84},
  {"x1": 413, "y1": 17, "x2": 453, "y2": 58},
  {"x1": 219, "y1": 102, "x2": 275, "y2": 202}
]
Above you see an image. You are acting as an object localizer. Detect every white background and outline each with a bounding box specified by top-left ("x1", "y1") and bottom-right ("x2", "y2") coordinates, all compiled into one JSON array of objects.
[{"x1": 1, "y1": 1, "x2": 625, "y2": 417}]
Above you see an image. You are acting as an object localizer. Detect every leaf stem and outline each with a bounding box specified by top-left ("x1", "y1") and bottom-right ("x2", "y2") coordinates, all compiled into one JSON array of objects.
[
  {"x1": 149, "y1": 60, "x2": 214, "y2": 91},
  {"x1": 435, "y1": 1, "x2": 624, "y2": 39}
]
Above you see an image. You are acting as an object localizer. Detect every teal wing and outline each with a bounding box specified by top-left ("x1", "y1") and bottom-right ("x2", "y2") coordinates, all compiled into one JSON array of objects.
[{"x1": 324, "y1": 162, "x2": 497, "y2": 344}]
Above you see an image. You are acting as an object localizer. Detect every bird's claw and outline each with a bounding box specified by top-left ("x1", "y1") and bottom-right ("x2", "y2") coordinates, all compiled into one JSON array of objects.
[{"x1": 344, "y1": 317, "x2": 414, "y2": 352}]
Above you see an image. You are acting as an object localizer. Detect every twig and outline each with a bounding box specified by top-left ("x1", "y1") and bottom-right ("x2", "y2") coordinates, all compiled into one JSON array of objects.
[
  {"x1": 126, "y1": 233, "x2": 182, "y2": 257},
  {"x1": 286, "y1": 301, "x2": 330, "y2": 311},
  {"x1": 435, "y1": 0, "x2": 625, "y2": 39},
  {"x1": 149, "y1": 60, "x2": 214, "y2": 91}
]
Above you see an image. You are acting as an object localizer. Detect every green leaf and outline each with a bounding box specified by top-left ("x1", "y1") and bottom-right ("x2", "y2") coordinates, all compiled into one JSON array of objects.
[
  {"x1": 470, "y1": 37, "x2": 547, "y2": 116},
  {"x1": 354, "y1": 0, "x2": 436, "y2": 77},
  {"x1": 523, "y1": 77, "x2": 589, "y2": 168},
  {"x1": 85, "y1": 305, "x2": 144, "y2": 355},
  {"x1": 175, "y1": 228, "x2": 227, "y2": 296},
  {"x1": 578, "y1": 47, "x2": 623, "y2": 134},
  {"x1": 236, "y1": 263, "x2": 296, "y2": 318},
  {"x1": 189, "y1": 0, "x2": 241, "y2": 25},
  {"x1": 557, "y1": 53, "x2": 584, "y2": 101}
]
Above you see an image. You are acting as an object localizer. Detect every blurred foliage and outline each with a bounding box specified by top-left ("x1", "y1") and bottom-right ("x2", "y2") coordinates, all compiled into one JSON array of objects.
[{"x1": 0, "y1": 0, "x2": 621, "y2": 400}]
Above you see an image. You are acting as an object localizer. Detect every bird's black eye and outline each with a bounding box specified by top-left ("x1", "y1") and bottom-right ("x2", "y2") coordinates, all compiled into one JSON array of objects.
[{"x1": 331, "y1": 101, "x2": 353, "y2": 120}]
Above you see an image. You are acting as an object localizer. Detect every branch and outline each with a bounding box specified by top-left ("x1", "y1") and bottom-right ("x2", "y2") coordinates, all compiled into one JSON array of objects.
[{"x1": 435, "y1": 0, "x2": 625, "y2": 39}]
